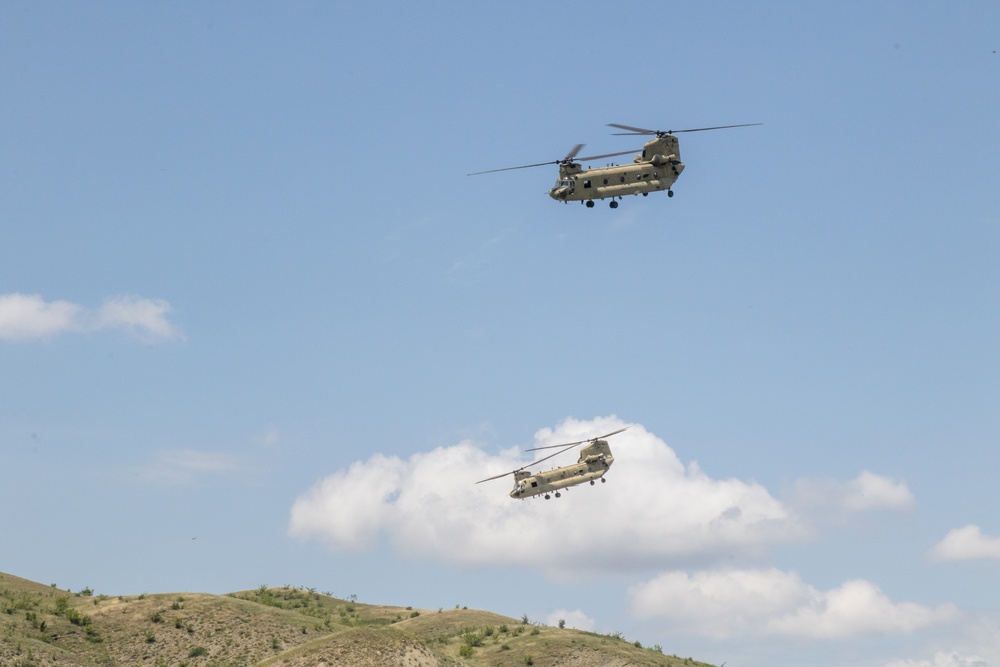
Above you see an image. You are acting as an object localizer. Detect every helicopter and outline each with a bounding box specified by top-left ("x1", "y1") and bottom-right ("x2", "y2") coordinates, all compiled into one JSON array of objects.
[
  {"x1": 468, "y1": 123, "x2": 761, "y2": 208},
  {"x1": 476, "y1": 428, "x2": 627, "y2": 500}
]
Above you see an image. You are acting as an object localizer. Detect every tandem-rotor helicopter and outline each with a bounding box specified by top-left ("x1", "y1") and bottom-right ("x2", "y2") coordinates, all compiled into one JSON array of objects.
[
  {"x1": 476, "y1": 428, "x2": 627, "y2": 500},
  {"x1": 468, "y1": 123, "x2": 761, "y2": 208}
]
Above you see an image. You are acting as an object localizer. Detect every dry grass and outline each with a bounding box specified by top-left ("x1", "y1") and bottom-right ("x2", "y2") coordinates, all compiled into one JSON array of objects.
[{"x1": 1, "y1": 571, "x2": 715, "y2": 667}]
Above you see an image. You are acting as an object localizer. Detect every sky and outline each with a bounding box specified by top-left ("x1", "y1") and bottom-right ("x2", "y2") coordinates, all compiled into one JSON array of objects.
[{"x1": 1, "y1": 2, "x2": 998, "y2": 666}]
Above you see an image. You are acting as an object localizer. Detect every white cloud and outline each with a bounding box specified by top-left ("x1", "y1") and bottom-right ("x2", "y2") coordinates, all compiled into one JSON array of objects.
[
  {"x1": 289, "y1": 416, "x2": 802, "y2": 571},
  {"x1": 791, "y1": 470, "x2": 915, "y2": 517},
  {"x1": 137, "y1": 449, "x2": 240, "y2": 485},
  {"x1": 96, "y1": 295, "x2": 183, "y2": 342},
  {"x1": 928, "y1": 525, "x2": 1000, "y2": 562},
  {"x1": 0, "y1": 292, "x2": 182, "y2": 342},
  {"x1": 628, "y1": 568, "x2": 959, "y2": 640},
  {"x1": 0, "y1": 293, "x2": 84, "y2": 340},
  {"x1": 256, "y1": 426, "x2": 281, "y2": 447},
  {"x1": 544, "y1": 609, "x2": 595, "y2": 632},
  {"x1": 885, "y1": 652, "x2": 988, "y2": 667}
]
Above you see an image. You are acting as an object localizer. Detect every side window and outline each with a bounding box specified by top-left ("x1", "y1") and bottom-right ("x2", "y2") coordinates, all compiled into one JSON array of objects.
[{"x1": 583, "y1": 180, "x2": 592, "y2": 189}]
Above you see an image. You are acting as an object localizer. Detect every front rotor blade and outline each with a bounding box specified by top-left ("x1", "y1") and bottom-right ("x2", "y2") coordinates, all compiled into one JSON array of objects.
[
  {"x1": 608, "y1": 123, "x2": 655, "y2": 135},
  {"x1": 563, "y1": 143, "x2": 585, "y2": 161},
  {"x1": 523, "y1": 442, "x2": 581, "y2": 468},
  {"x1": 476, "y1": 468, "x2": 518, "y2": 484},
  {"x1": 574, "y1": 149, "x2": 640, "y2": 162},
  {"x1": 467, "y1": 160, "x2": 558, "y2": 176}
]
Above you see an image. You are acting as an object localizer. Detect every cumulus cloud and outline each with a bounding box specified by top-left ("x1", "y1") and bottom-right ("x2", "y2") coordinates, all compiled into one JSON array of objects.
[
  {"x1": 289, "y1": 416, "x2": 802, "y2": 571},
  {"x1": 137, "y1": 449, "x2": 240, "y2": 485},
  {"x1": 628, "y1": 568, "x2": 959, "y2": 640},
  {"x1": 791, "y1": 470, "x2": 915, "y2": 522},
  {"x1": 0, "y1": 293, "x2": 182, "y2": 342},
  {"x1": 928, "y1": 525, "x2": 1000, "y2": 562}
]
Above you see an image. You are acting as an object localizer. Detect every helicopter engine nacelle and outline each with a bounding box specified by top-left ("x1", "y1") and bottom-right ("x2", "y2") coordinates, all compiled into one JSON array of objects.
[{"x1": 650, "y1": 154, "x2": 678, "y2": 167}]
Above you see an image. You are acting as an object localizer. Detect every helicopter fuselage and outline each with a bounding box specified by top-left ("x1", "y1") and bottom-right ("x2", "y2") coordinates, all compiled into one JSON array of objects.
[
  {"x1": 510, "y1": 440, "x2": 615, "y2": 499},
  {"x1": 548, "y1": 135, "x2": 685, "y2": 205}
]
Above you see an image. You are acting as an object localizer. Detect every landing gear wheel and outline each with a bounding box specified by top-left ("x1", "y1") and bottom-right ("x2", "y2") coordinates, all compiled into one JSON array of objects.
[
  {"x1": 609, "y1": 200, "x2": 618, "y2": 209},
  {"x1": 555, "y1": 492, "x2": 561, "y2": 498},
  {"x1": 544, "y1": 494, "x2": 551, "y2": 499},
  {"x1": 590, "y1": 480, "x2": 595, "y2": 486},
  {"x1": 600, "y1": 478, "x2": 606, "y2": 483},
  {"x1": 586, "y1": 200, "x2": 595, "y2": 208},
  {"x1": 667, "y1": 190, "x2": 674, "y2": 198}
]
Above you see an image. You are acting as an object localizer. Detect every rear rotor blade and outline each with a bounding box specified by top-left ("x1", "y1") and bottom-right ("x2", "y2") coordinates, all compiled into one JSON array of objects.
[
  {"x1": 671, "y1": 123, "x2": 763, "y2": 133},
  {"x1": 526, "y1": 427, "x2": 629, "y2": 452},
  {"x1": 609, "y1": 122, "x2": 762, "y2": 136}
]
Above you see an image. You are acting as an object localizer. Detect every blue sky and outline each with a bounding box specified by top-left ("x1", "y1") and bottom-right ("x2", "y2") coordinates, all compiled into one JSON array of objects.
[{"x1": 2, "y1": 3, "x2": 998, "y2": 666}]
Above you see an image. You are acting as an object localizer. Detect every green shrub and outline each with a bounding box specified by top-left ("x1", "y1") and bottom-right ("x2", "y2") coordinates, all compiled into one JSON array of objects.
[
  {"x1": 188, "y1": 646, "x2": 208, "y2": 657},
  {"x1": 458, "y1": 645, "x2": 474, "y2": 658}
]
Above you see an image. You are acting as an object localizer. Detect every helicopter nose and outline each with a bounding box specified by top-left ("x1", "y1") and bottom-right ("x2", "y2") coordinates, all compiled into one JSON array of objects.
[{"x1": 549, "y1": 186, "x2": 568, "y2": 200}]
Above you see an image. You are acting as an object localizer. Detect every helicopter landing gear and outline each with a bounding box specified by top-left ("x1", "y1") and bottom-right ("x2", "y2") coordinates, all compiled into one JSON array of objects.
[
  {"x1": 601, "y1": 478, "x2": 606, "y2": 483},
  {"x1": 667, "y1": 190, "x2": 674, "y2": 198},
  {"x1": 590, "y1": 480, "x2": 595, "y2": 485},
  {"x1": 585, "y1": 200, "x2": 595, "y2": 208},
  {"x1": 609, "y1": 200, "x2": 618, "y2": 209},
  {"x1": 555, "y1": 492, "x2": 561, "y2": 498},
  {"x1": 642, "y1": 192, "x2": 648, "y2": 197},
  {"x1": 544, "y1": 494, "x2": 551, "y2": 500}
]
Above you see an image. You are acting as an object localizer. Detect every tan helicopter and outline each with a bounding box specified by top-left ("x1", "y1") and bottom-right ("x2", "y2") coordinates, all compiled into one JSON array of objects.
[
  {"x1": 477, "y1": 428, "x2": 627, "y2": 500},
  {"x1": 469, "y1": 123, "x2": 761, "y2": 208}
]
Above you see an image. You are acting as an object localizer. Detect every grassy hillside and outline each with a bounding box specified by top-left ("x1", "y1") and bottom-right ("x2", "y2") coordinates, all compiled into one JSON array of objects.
[{"x1": 0, "y1": 571, "x2": 714, "y2": 667}]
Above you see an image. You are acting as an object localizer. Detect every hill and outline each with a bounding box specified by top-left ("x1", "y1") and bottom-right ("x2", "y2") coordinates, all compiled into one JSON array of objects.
[{"x1": 1, "y1": 571, "x2": 715, "y2": 667}]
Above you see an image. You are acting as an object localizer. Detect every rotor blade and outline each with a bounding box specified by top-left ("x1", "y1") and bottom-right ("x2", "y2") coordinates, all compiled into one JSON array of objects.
[
  {"x1": 477, "y1": 441, "x2": 579, "y2": 484},
  {"x1": 563, "y1": 143, "x2": 585, "y2": 161},
  {"x1": 523, "y1": 442, "x2": 582, "y2": 467},
  {"x1": 608, "y1": 123, "x2": 656, "y2": 135},
  {"x1": 476, "y1": 468, "x2": 518, "y2": 484},
  {"x1": 525, "y1": 427, "x2": 629, "y2": 452},
  {"x1": 609, "y1": 122, "x2": 762, "y2": 136},
  {"x1": 671, "y1": 123, "x2": 763, "y2": 133},
  {"x1": 574, "y1": 149, "x2": 641, "y2": 162},
  {"x1": 467, "y1": 160, "x2": 559, "y2": 176}
]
